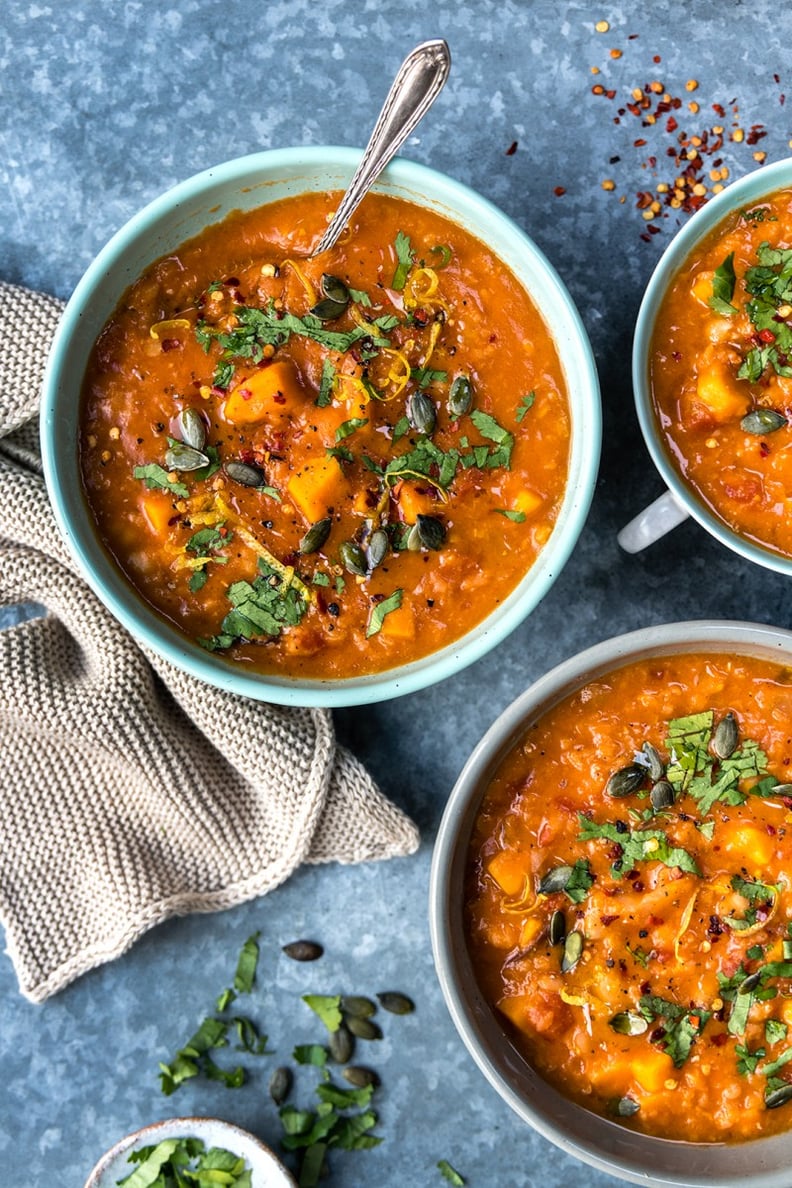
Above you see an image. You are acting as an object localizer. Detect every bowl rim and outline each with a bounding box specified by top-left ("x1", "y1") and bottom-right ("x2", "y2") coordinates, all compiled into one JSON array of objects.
[
  {"x1": 631, "y1": 156, "x2": 792, "y2": 577},
  {"x1": 83, "y1": 1114, "x2": 297, "y2": 1187},
  {"x1": 40, "y1": 145, "x2": 601, "y2": 708},
  {"x1": 429, "y1": 618, "x2": 792, "y2": 1187}
]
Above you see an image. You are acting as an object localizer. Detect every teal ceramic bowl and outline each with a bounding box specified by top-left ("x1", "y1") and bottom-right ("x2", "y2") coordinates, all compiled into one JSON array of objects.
[
  {"x1": 630, "y1": 157, "x2": 792, "y2": 574},
  {"x1": 41, "y1": 147, "x2": 600, "y2": 707},
  {"x1": 430, "y1": 620, "x2": 792, "y2": 1187}
]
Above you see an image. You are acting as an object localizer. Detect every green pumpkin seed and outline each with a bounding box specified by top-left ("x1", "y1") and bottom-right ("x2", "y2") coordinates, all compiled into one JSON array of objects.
[
  {"x1": 561, "y1": 929, "x2": 584, "y2": 973},
  {"x1": 771, "y1": 783, "x2": 792, "y2": 796},
  {"x1": 310, "y1": 297, "x2": 348, "y2": 322},
  {"x1": 539, "y1": 865, "x2": 573, "y2": 895},
  {"x1": 321, "y1": 274, "x2": 350, "y2": 305},
  {"x1": 415, "y1": 514, "x2": 446, "y2": 550},
  {"x1": 225, "y1": 460, "x2": 267, "y2": 487},
  {"x1": 269, "y1": 1065, "x2": 292, "y2": 1106},
  {"x1": 165, "y1": 441, "x2": 210, "y2": 471},
  {"x1": 176, "y1": 406, "x2": 207, "y2": 451},
  {"x1": 613, "y1": 1096, "x2": 640, "y2": 1117},
  {"x1": 407, "y1": 390, "x2": 437, "y2": 435},
  {"x1": 346, "y1": 1015, "x2": 382, "y2": 1041},
  {"x1": 366, "y1": 528, "x2": 389, "y2": 570},
  {"x1": 376, "y1": 991, "x2": 414, "y2": 1015},
  {"x1": 299, "y1": 518, "x2": 332, "y2": 555},
  {"x1": 342, "y1": 1065, "x2": 379, "y2": 1089},
  {"x1": 340, "y1": 995, "x2": 377, "y2": 1019},
  {"x1": 549, "y1": 909, "x2": 566, "y2": 946},
  {"x1": 609, "y1": 1011, "x2": 649, "y2": 1036},
  {"x1": 650, "y1": 779, "x2": 675, "y2": 811},
  {"x1": 766, "y1": 1083, "x2": 792, "y2": 1109},
  {"x1": 712, "y1": 711, "x2": 739, "y2": 759},
  {"x1": 339, "y1": 539, "x2": 367, "y2": 576},
  {"x1": 741, "y1": 408, "x2": 787, "y2": 435},
  {"x1": 606, "y1": 763, "x2": 646, "y2": 798},
  {"x1": 739, "y1": 971, "x2": 762, "y2": 994},
  {"x1": 642, "y1": 741, "x2": 665, "y2": 783},
  {"x1": 328, "y1": 1022, "x2": 354, "y2": 1063},
  {"x1": 448, "y1": 374, "x2": 473, "y2": 418},
  {"x1": 282, "y1": 939, "x2": 324, "y2": 962}
]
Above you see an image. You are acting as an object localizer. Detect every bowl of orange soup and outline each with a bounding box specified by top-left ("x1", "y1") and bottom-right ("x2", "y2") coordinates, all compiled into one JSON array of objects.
[
  {"x1": 41, "y1": 147, "x2": 600, "y2": 706},
  {"x1": 629, "y1": 158, "x2": 792, "y2": 573},
  {"x1": 430, "y1": 620, "x2": 792, "y2": 1185}
]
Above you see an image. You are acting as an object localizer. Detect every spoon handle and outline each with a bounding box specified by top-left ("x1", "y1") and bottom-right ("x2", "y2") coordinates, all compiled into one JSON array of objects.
[{"x1": 313, "y1": 39, "x2": 451, "y2": 255}]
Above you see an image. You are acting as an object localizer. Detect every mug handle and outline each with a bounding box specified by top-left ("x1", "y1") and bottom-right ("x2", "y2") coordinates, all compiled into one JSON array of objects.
[{"x1": 618, "y1": 489, "x2": 690, "y2": 554}]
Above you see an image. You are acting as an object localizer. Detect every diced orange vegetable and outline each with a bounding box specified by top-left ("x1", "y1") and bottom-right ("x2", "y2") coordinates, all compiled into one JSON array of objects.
[
  {"x1": 695, "y1": 361, "x2": 749, "y2": 423},
  {"x1": 512, "y1": 489, "x2": 543, "y2": 517},
  {"x1": 223, "y1": 360, "x2": 307, "y2": 424},
  {"x1": 397, "y1": 483, "x2": 438, "y2": 523},
  {"x1": 287, "y1": 456, "x2": 349, "y2": 523},
  {"x1": 690, "y1": 269, "x2": 715, "y2": 306},
  {"x1": 141, "y1": 492, "x2": 174, "y2": 536},
  {"x1": 720, "y1": 823, "x2": 775, "y2": 869},
  {"x1": 631, "y1": 1049, "x2": 675, "y2": 1093},
  {"x1": 487, "y1": 850, "x2": 529, "y2": 896},
  {"x1": 380, "y1": 600, "x2": 415, "y2": 641}
]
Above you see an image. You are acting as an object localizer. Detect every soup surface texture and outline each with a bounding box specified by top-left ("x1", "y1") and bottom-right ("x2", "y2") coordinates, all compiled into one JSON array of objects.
[
  {"x1": 80, "y1": 191, "x2": 569, "y2": 679},
  {"x1": 465, "y1": 651, "x2": 792, "y2": 1142},
  {"x1": 651, "y1": 187, "x2": 792, "y2": 558}
]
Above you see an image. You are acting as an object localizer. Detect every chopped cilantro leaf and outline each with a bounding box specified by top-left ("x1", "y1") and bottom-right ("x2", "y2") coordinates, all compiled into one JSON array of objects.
[
  {"x1": 578, "y1": 814, "x2": 700, "y2": 877},
  {"x1": 391, "y1": 230, "x2": 413, "y2": 291},
  {"x1": 516, "y1": 391, "x2": 536, "y2": 422},
  {"x1": 438, "y1": 1159, "x2": 466, "y2": 1185},
  {"x1": 133, "y1": 463, "x2": 189, "y2": 499},
  {"x1": 766, "y1": 1020, "x2": 789, "y2": 1046},
  {"x1": 736, "y1": 1043, "x2": 766, "y2": 1075},
  {"x1": 336, "y1": 417, "x2": 368, "y2": 442},
  {"x1": 366, "y1": 589, "x2": 403, "y2": 638},
  {"x1": 348, "y1": 287, "x2": 372, "y2": 307},
  {"x1": 302, "y1": 994, "x2": 342, "y2": 1033},
  {"x1": 233, "y1": 931, "x2": 260, "y2": 993},
  {"x1": 496, "y1": 509, "x2": 526, "y2": 522},
  {"x1": 317, "y1": 358, "x2": 337, "y2": 407},
  {"x1": 708, "y1": 252, "x2": 738, "y2": 316},
  {"x1": 638, "y1": 995, "x2": 710, "y2": 1067}
]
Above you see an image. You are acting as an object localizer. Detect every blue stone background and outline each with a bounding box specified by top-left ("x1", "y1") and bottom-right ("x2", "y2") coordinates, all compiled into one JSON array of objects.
[{"x1": 2, "y1": 1, "x2": 792, "y2": 1185}]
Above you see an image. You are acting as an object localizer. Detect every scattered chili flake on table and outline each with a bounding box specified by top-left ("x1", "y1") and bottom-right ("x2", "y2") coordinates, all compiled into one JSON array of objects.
[{"x1": 585, "y1": 32, "x2": 784, "y2": 239}]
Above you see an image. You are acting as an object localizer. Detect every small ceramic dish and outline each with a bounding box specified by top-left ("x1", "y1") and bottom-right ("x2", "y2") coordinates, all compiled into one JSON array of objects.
[
  {"x1": 430, "y1": 619, "x2": 792, "y2": 1187},
  {"x1": 41, "y1": 146, "x2": 600, "y2": 707},
  {"x1": 83, "y1": 1115, "x2": 296, "y2": 1188}
]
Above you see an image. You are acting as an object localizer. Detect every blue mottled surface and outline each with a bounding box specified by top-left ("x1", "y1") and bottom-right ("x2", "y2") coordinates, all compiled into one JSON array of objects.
[{"x1": 3, "y1": 2, "x2": 792, "y2": 1186}]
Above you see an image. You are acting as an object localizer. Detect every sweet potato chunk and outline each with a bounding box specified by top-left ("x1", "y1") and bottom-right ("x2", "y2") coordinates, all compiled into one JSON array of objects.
[{"x1": 224, "y1": 360, "x2": 306, "y2": 425}]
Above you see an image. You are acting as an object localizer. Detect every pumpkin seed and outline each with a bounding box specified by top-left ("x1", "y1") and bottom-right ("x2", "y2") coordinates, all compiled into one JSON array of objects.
[
  {"x1": 176, "y1": 406, "x2": 207, "y2": 451},
  {"x1": 340, "y1": 995, "x2": 377, "y2": 1019},
  {"x1": 407, "y1": 390, "x2": 437, "y2": 435},
  {"x1": 321, "y1": 274, "x2": 350, "y2": 305},
  {"x1": 282, "y1": 939, "x2": 324, "y2": 962},
  {"x1": 650, "y1": 779, "x2": 675, "y2": 811},
  {"x1": 310, "y1": 296, "x2": 348, "y2": 322},
  {"x1": 342, "y1": 1066, "x2": 379, "y2": 1089},
  {"x1": 609, "y1": 1010, "x2": 649, "y2": 1036},
  {"x1": 641, "y1": 741, "x2": 665, "y2": 783},
  {"x1": 339, "y1": 539, "x2": 367, "y2": 576},
  {"x1": 613, "y1": 1095, "x2": 640, "y2": 1117},
  {"x1": 448, "y1": 374, "x2": 473, "y2": 418},
  {"x1": 549, "y1": 909, "x2": 566, "y2": 946},
  {"x1": 771, "y1": 783, "x2": 792, "y2": 796},
  {"x1": 539, "y1": 865, "x2": 573, "y2": 895},
  {"x1": 376, "y1": 991, "x2": 414, "y2": 1015},
  {"x1": 299, "y1": 518, "x2": 332, "y2": 555},
  {"x1": 366, "y1": 527, "x2": 389, "y2": 570},
  {"x1": 766, "y1": 1083, "x2": 792, "y2": 1109},
  {"x1": 164, "y1": 441, "x2": 210, "y2": 471},
  {"x1": 225, "y1": 460, "x2": 267, "y2": 487},
  {"x1": 739, "y1": 971, "x2": 762, "y2": 994},
  {"x1": 712, "y1": 711, "x2": 739, "y2": 759},
  {"x1": 346, "y1": 1015, "x2": 382, "y2": 1041},
  {"x1": 561, "y1": 929, "x2": 584, "y2": 973},
  {"x1": 414, "y1": 514, "x2": 445, "y2": 551},
  {"x1": 269, "y1": 1065, "x2": 292, "y2": 1106},
  {"x1": 741, "y1": 408, "x2": 787, "y2": 435},
  {"x1": 328, "y1": 1022, "x2": 354, "y2": 1063},
  {"x1": 606, "y1": 763, "x2": 646, "y2": 798}
]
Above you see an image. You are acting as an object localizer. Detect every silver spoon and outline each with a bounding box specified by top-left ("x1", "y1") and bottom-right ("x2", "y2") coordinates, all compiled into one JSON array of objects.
[{"x1": 311, "y1": 38, "x2": 451, "y2": 256}]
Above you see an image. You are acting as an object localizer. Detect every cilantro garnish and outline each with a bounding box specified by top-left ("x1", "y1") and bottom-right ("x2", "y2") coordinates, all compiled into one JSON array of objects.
[
  {"x1": 293, "y1": 1043, "x2": 329, "y2": 1067},
  {"x1": 200, "y1": 560, "x2": 310, "y2": 651},
  {"x1": 438, "y1": 1159, "x2": 466, "y2": 1185},
  {"x1": 391, "y1": 230, "x2": 413, "y2": 291},
  {"x1": 767, "y1": 1020, "x2": 789, "y2": 1046},
  {"x1": 735, "y1": 242, "x2": 792, "y2": 382},
  {"x1": 411, "y1": 366, "x2": 447, "y2": 389},
  {"x1": 708, "y1": 252, "x2": 738, "y2": 317},
  {"x1": 638, "y1": 995, "x2": 710, "y2": 1067},
  {"x1": 516, "y1": 391, "x2": 536, "y2": 422},
  {"x1": 317, "y1": 358, "x2": 337, "y2": 407},
  {"x1": 664, "y1": 710, "x2": 768, "y2": 817},
  {"x1": 470, "y1": 409, "x2": 514, "y2": 469},
  {"x1": 348, "y1": 287, "x2": 372, "y2": 307},
  {"x1": 336, "y1": 417, "x2": 368, "y2": 442},
  {"x1": 736, "y1": 1043, "x2": 766, "y2": 1075},
  {"x1": 302, "y1": 994, "x2": 342, "y2": 1033},
  {"x1": 366, "y1": 589, "x2": 403, "y2": 638},
  {"x1": 120, "y1": 1138, "x2": 252, "y2": 1187},
  {"x1": 133, "y1": 463, "x2": 189, "y2": 500},
  {"x1": 186, "y1": 523, "x2": 231, "y2": 591},
  {"x1": 578, "y1": 814, "x2": 700, "y2": 877},
  {"x1": 496, "y1": 509, "x2": 526, "y2": 523},
  {"x1": 725, "y1": 874, "x2": 777, "y2": 932}
]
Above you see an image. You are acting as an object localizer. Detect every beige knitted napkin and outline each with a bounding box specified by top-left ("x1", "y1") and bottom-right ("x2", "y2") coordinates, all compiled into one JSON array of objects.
[{"x1": 0, "y1": 281, "x2": 419, "y2": 1004}]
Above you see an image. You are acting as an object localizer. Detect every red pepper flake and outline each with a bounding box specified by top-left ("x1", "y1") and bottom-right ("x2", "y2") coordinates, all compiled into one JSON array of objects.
[
  {"x1": 712, "y1": 102, "x2": 725, "y2": 117},
  {"x1": 666, "y1": 115, "x2": 678, "y2": 132},
  {"x1": 600, "y1": 914, "x2": 619, "y2": 926},
  {"x1": 554, "y1": 186, "x2": 567, "y2": 196},
  {"x1": 759, "y1": 328, "x2": 777, "y2": 343},
  {"x1": 161, "y1": 339, "x2": 181, "y2": 352},
  {"x1": 506, "y1": 140, "x2": 518, "y2": 155},
  {"x1": 239, "y1": 387, "x2": 253, "y2": 401},
  {"x1": 760, "y1": 440, "x2": 771, "y2": 457},
  {"x1": 634, "y1": 137, "x2": 647, "y2": 147},
  {"x1": 272, "y1": 390, "x2": 287, "y2": 404}
]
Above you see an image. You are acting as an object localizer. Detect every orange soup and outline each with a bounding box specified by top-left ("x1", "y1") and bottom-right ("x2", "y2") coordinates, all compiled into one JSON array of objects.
[
  {"x1": 651, "y1": 188, "x2": 792, "y2": 558},
  {"x1": 465, "y1": 652, "x2": 792, "y2": 1142},
  {"x1": 79, "y1": 191, "x2": 569, "y2": 680}
]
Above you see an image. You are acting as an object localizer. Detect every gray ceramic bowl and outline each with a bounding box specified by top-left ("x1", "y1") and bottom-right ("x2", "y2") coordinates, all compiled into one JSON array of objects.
[
  {"x1": 429, "y1": 620, "x2": 792, "y2": 1187},
  {"x1": 40, "y1": 146, "x2": 600, "y2": 708}
]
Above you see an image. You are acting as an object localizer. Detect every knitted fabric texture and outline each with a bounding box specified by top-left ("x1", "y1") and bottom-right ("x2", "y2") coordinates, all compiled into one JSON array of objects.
[{"x1": 0, "y1": 281, "x2": 419, "y2": 1004}]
